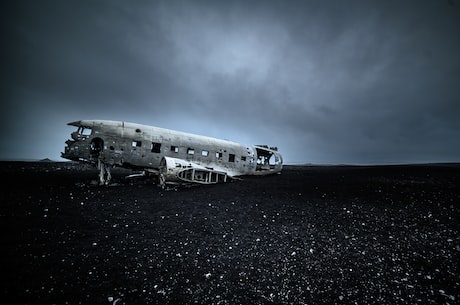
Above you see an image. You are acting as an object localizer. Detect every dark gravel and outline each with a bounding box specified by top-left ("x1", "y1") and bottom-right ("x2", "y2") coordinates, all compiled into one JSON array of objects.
[{"x1": 1, "y1": 161, "x2": 459, "y2": 305}]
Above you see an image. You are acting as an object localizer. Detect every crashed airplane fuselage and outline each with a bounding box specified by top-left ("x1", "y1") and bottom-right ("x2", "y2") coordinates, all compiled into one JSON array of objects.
[{"x1": 61, "y1": 120, "x2": 283, "y2": 186}]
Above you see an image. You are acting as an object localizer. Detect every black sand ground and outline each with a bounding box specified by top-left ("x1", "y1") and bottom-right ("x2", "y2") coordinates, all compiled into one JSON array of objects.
[{"x1": 1, "y1": 161, "x2": 459, "y2": 305}]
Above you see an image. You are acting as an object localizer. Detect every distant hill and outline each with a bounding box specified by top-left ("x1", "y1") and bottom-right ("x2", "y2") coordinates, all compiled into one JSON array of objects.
[{"x1": 38, "y1": 158, "x2": 54, "y2": 162}]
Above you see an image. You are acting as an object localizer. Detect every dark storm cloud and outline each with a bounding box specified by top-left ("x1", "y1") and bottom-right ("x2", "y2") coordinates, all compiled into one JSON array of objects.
[
  {"x1": 2, "y1": 0, "x2": 459, "y2": 163},
  {"x1": 4, "y1": 1, "x2": 174, "y2": 105}
]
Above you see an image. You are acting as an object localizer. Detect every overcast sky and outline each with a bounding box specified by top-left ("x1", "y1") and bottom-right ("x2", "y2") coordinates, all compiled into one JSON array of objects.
[{"x1": 2, "y1": 0, "x2": 459, "y2": 164}]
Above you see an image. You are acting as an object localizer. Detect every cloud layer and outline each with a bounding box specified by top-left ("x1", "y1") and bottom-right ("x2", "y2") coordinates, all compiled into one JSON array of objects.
[{"x1": 2, "y1": 0, "x2": 460, "y2": 163}]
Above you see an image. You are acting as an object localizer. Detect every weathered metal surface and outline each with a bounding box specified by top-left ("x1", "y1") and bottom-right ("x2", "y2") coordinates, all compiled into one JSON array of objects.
[{"x1": 62, "y1": 120, "x2": 282, "y2": 185}]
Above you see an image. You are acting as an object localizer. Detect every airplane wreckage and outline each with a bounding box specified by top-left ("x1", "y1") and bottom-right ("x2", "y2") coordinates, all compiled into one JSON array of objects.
[{"x1": 62, "y1": 120, "x2": 283, "y2": 187}]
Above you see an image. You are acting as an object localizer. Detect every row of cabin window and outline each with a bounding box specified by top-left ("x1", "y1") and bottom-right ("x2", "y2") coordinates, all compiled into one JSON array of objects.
[{"x1": 132, "y1": 140, "x2": 247, "y2": 163}]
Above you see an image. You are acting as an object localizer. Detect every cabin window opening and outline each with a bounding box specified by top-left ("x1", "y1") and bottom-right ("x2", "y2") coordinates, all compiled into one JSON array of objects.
[
  {"x1": 216, "y1": 152, "x2": 223, "y2": 159},
  {"x1": 187, "y1": 148, "x2": 195, "y2": 155},
  {"x1": 135, "y1": 128, "x2": 142, "y2": 133},
  {"x1": 229, "y1": 154, "x2": 235, "y2": 162},
  {"x1": 241, "y1": 156, "x2": 246, "y2": 161},
  {"x1": 202, "y1": 150, "x2": 209, "y2": 157},
  {"x1": 151, "y1": 142, "x2": 161, "y2": 153},
  {"x1": 132, "y1": 140, "x2": 142, "y2": 147},
  {"x1": 110, "y1": 146, "x2": 114, "y2": 150},
  {"x1": 171, "y1": 146, "x2": 179, "y2": 153}
]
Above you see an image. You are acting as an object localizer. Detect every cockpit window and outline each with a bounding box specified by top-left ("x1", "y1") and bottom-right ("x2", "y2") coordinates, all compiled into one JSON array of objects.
[{"x1": 77, "y1": 126, "x2": 92, "y2": 135}]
